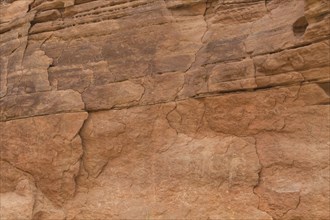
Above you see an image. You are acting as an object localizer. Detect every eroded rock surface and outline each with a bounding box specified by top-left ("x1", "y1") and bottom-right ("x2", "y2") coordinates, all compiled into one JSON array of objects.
[{"x1": 0, "y1": 0, "x2": 329, "y2": 219}]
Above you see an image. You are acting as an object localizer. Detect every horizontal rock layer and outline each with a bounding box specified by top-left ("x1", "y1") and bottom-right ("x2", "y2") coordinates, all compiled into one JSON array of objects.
[{"x1": 0, "y1": 0, "x2": 329, "y2": 219}]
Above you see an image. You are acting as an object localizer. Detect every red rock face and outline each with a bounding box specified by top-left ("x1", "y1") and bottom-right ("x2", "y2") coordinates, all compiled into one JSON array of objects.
[{"x1": 0, "y1": 0, "x2": 329, "y2": 219}]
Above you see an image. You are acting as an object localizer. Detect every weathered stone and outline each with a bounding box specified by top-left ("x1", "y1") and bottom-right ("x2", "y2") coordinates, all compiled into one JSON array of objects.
[
  {"x1": 0, "y1": 90, "x2": 85, "y2": 121},
  {"x1": 74, "y1": 103, "x2": 266, "y2": 219},
  {"x1": 0, "y1": 0, "x2": 329, "y2": 219},
  {"x1": 253, "y1": 41, "x2": 330, "y2": 77},
  {"x1": 245, "y1": 0, "x2": 305, "y2": 55},
  {"x1": 138, "y1": 73, "x2": 185, "y2": 105},
  {"x1": 0, "y1": 0, "x2": 33, "y2": 24},
  {"x1": 0, "y1": 179, "x2": 36, "y2": 220},
  {"x1": 255, "y1": 105, "x2": 330, "y2": 220},
  {"x1": 208, "y1": 58, "x2": 256, "y2": 92},
  {"x1": 0, "y1": 112, "x2": 88, "y2": 205},
  {"x1": 34, "y1": 10, "x2": 61, "y2": 23},
  {"x1": 82, "y1": 81, "x2": 144, "y2": 111}
]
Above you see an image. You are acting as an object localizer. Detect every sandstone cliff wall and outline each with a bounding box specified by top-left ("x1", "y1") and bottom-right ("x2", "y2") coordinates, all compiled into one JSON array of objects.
[{"x1": 0, "y1": 0, "x2": 329, "y2": 219}]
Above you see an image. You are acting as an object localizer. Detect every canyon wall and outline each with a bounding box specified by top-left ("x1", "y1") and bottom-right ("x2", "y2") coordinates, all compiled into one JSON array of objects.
[{"x1": 0, "y1": 0, "x2": 329, "y2": 219}]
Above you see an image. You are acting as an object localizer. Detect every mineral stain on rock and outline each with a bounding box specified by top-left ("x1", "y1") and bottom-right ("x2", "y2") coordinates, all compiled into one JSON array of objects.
[{"x1": 0, "y1": 0, "x2": 329, "y2": 219}]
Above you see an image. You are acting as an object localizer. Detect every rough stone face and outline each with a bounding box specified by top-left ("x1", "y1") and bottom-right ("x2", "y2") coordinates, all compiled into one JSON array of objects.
[
  {"x1": 1, "y1": 112, "x2": 88, "y2": 205},
  {"x1": 0, "y1": 0, "x2": 329, "y2": 219}
]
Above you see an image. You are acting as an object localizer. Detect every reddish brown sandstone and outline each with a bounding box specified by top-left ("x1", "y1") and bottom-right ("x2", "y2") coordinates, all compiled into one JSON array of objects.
[{"x1": 0, "y1": 0, "x2": 329, "y2": 219}]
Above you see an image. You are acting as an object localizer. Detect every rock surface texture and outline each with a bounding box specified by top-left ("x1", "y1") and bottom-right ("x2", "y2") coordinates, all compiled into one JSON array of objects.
[{"x1": 0, "y1": 0, "x2": 329, "y2": 219}]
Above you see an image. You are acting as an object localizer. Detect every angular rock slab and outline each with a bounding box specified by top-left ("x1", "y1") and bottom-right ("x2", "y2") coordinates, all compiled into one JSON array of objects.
[
  {"x1": 0, "y1": 112, "x2": 88, "y2": 205},
  {"x1": 66, "y1": 84, "x2": 330, "y2": 219},
  {"x1": 70, "y1": 102, "x2": 268, "y2": 219}
]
